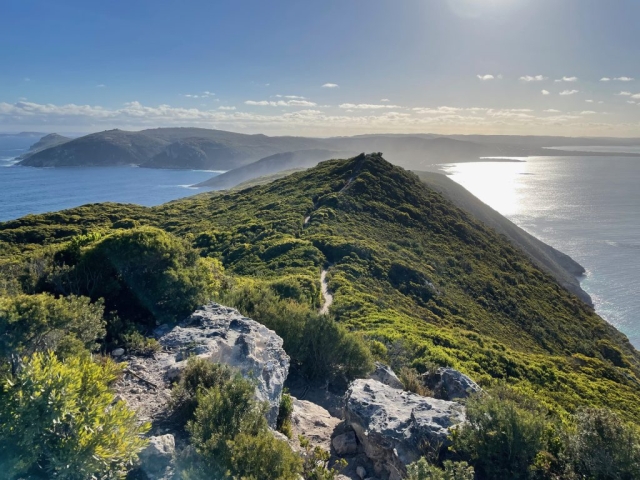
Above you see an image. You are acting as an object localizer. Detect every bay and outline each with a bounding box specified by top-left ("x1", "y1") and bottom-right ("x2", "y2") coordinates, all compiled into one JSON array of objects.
[{"x1": 441, "y1": 155, "x2": 640, "y2": 348}]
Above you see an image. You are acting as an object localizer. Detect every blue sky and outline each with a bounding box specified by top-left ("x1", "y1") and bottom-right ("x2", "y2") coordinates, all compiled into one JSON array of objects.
[{"x1": 2, "y1": 0, "x2": 640, "y2": 136}]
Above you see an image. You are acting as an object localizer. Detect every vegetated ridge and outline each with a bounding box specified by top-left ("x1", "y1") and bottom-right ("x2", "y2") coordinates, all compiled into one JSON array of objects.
[{"x1": 1, "y1": 153, "x2": 638, "y2": 423}]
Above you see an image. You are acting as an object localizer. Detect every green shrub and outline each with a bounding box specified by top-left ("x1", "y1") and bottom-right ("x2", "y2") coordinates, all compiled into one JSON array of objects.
[
  {"x1": 407, "y1": 458, "x2": 475, "y2": 480},
  {"x1": 299, "y1": 435, "x2": 347, "y2": 480},
  {"x1": 0, "y1": 352, "x2": 148, "y2": 479},
  {"x1": 0, "y1": 293, "x2": 105, "y2": 370},
  {"x1": 566, "y1": 408, "x2": 640, "y2": 479},
  {"x1": 170, "y1": 357, "x2": 234, "y2": 427},
  {"x1": 56, "y1": 227, "x2": 216, "y2": 326},
  {"x1": 453, "y1": 387, "x2": 547, "y2": 480},
  {"x1": 121, "y1": 330, "x2": 161, "y2": 357},
  {"x1": 224, "y1": 284, "x2": 373, "y2": 383},
  {"x1": 277, "y1": 390, "x2": 294, "y2": 438},
  {"x1": 185, "y1": 372, "x2": 302, "y2": 479}
]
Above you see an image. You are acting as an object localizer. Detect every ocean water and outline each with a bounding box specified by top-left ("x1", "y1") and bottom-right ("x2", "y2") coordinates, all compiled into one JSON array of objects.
[
  {"x1": 441, "y1": 155, "x2": 640, "y2": 348},
  {"x1": 0, "y1": 156, "x2": 218, "y2": 221}
]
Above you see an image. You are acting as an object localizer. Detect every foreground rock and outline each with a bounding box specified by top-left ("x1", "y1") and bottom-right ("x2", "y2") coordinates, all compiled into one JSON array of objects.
[
  {"x1": 422, "y1": 367, "x2": 481, "y2": 401},
  {"x1": 345, "y1": 379, "x2": 465, "y2": 480},
  {"x1": 138, "y1": 434, "x2": 175, "y2": 479},
  {"x1": 290, "y1": 396, "x2": 342, "y2": 452},
  {"x1": 114, "y1": 303, "x2": 290, "y2": 427}
]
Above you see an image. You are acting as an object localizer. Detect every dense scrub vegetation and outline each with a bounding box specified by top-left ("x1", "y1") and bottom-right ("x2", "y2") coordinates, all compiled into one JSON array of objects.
[
  {"x1": 1, "y1": 153, "x2": 639, "y2": 477},
  {"x1": 0, "y1": 352, "x2": 148, "y2": 479}
]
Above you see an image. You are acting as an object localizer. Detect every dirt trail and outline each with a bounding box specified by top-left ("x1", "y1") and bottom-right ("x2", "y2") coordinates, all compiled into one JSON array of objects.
[{"x1": 319, "y1": 269, "x2": 333, "y2": 315}]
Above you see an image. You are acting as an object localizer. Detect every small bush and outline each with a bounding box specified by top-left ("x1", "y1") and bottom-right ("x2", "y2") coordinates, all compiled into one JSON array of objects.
[
  {"x1": 277, "y1": 390, "x2": 294, "y2": 438},
  {"x1": 407, "y1": 458, "x2": 475, "y2": 480},
  {"x1": 566, "y1": 408, "x2": 640, "y2": 479},
  {"x1": 0, "y1": 293, "x2": 105, "y2": 370},
  {"x1": 453, "y1": 386, "x2": 547, "y2": 480},
  {"x1": 0, "y1": 352, "x2": 148, "y2": 479},
  {"x1": 300, "y1": 435, "x2": 347, "y2": 480},
  {"x1": 121, "y1": 330, "x2": 161, "y2": 357},
  {"x1": 223, "y1": 284, "x2": 373, "y2": 383},
  {"x1": 399, "y1": 366, "x2": 430, "y2": 396},
  {"x1": 185, "y1": 372, "x2": 302, "y2": 479},
  {"x1": 170, "y1": 357, "x2": 234, "y2": 427}
]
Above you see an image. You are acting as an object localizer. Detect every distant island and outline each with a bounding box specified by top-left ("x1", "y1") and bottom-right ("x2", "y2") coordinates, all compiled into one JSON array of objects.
[{"x1": 16, "y1": 128, "x2": 640, "y2": 171}]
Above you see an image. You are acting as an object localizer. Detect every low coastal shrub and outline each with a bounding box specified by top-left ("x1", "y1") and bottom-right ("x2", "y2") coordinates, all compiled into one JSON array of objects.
[
  {"x1": 406, "y1": 458, "x2": 475, "y2": 480},
  {"x1": 182, "y1": 365, "x2": 302, "y2": 479},
  {"x1": 223, "y1": 283, "x2": 373, "y2": 383},
  {"x1": 0, "y1": 293, "x2": 105, "y2": 370},
  {"x1": 0, "y1": 352, "x2": 148, "y2": 479}
]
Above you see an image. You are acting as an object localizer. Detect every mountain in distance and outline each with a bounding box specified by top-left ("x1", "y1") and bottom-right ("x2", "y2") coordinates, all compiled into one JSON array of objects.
[
  {"x1": 19, "y1": 127, "x2": 326, "y2": 169},
  {"x1": 19, "y1": 129, "x2": 169, "y2": 167},
  {"x1": 15, "y1": 133, "x2": 72, "y2": 161},
  {"x1": 18, "y1": 127, "x2": 640, "y2": 170},
  {"x1": 194, "y1": 149, "x2": 356, "y2": 189}
]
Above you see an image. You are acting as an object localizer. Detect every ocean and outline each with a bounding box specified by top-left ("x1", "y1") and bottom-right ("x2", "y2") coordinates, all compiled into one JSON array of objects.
[
  {"x1": 441, "y1": 154, "x2": 640, "y2": 348},
  {"x1": 0, "y1": 156, "x2": 218, "y2": 221}
]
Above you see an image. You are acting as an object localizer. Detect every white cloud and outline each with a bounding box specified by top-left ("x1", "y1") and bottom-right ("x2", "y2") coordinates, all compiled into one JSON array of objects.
[
  {"x1": 555, "y1": 76, "x2": 578, "y2": 82},
  {"x1": 580, "y1": 110, "x2": 597, "y2": 115},
  {"x1": 585, "y1": 99, "x2": 594, "y2": 103},
  {"x1": 541, "y1": 90, "x2": 550, "y2": 95},
  {"x1": 614, "y1": 77, "x2": 634, "y2": 82},
  {"x1": 544, "y1": 109, "x2": 561, "y2": 113},
  {"x1": 3, "y1": 99, "x2": 639, "y2": 137},
  {"x1": 24, "y1": 77, "x2": 31, "y2": 82},
  {"x1": 477, "y1": 74, "x2": 495, "y2": 81},
  {"x1": 321, "y1": 83, "x2": 339, "y2": 88},
  {"x1": 96, "y1": 84, "x2": 106, "y2": 88},
  {"x1": 559, "y1": 90, "x2": 579, "y2": 96},
  {"x1": 520, "y1": 75, "x2": 547, "y2": 82},
  {"x1": 245, "y1": 99, "x2": 317, "y2": 107},
  {"x1": 632, "y1": 93, "x2": 640, "y2": 99},
  {"x1": 183, "y1": 91, "x2": 215, "y2": 99},
  {"x1": 380, "y1": 98, "x2": 390, "y2": 102},
  {"x1": 598, "y1": 101, "x2": 604, "y2": 104},
  {"x1": 616, "y1": 91, "x2": 632, "y2": 96},
  {"x1": 218, "y1": 106, "x2": 236, "y2": 111},
  {"x1": 628, "y1": 101, "x2": 636, "y2": 105},
  {"x1": 600, "y1": 77, "x2": 611, "y2": 82},
  {"x1": 284, "y1": 95, "x2": 305, "y2": 99},
  {"x1": 339, "y1": 103, "x2": 402, "y2": 109}
]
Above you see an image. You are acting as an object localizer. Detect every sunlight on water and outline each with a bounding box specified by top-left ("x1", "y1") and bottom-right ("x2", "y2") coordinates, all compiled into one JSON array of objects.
[
  {"x1": 441, "y1": 160, "x2": 528, "y2": 216},
  {"x1": 443, "y1": 156, "x2": 640, "y2": 348}
]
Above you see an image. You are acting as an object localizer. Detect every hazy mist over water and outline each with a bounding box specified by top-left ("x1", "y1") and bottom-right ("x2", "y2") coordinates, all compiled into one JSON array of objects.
[{"x1": 443, "y1": 155, "x2": 640, "y2": 348}]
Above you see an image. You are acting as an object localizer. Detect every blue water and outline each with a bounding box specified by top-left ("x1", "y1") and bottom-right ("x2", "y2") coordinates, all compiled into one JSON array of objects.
[
  {"x1": 0, "y1": 156, "x2": 218, "y2": 221},
  {"x1": 442, "y1": 155, "x2": 640, "y2": 348}
]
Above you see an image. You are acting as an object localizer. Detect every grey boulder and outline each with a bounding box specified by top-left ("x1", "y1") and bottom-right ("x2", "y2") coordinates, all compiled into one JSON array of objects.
[
  {"x1": 114, "y1": 303, "x2": 290, "y2": 428},
  {"x1": 422, "y1": 367, "x2": 481, "y2": 401},
  {"x1": 138, "y1": 434, "x2": 175, "y2": 479},
  {"x1": 368, "y1": 362, "x2": 404, "y2": 390},
  {"x1": 345, "y1": 379, "x2": 465, "y2": 480}
]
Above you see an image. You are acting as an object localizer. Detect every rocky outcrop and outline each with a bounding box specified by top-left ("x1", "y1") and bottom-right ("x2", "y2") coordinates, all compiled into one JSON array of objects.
[
  {"x1": 368, "y1": 362, "x2": 404, "y2": 390},
  {"x1": 114, "y1": 303, "x2": 290, "y2": 428},
  {"x1": 422, "y1": 367, "x2": 480, "y2": 401},
  {"x1": 344, "y1": 379, "x2": 465, "y2": 480},
  {"x1": 138, "y1": 434, "x2": 175, "y2": 480},
  {"x1": 290, "y1": 397, "x2": 342, "y2": 452}
]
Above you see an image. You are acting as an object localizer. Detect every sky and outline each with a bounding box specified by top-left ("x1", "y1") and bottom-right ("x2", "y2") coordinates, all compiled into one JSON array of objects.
[{"x1": 2, "y1": 0, "x2": 640, "y2": 137}]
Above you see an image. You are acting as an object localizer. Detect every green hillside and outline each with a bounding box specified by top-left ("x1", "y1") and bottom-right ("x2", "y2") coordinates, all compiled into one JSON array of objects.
[{"x1": 1, "y1": 153, "x2": 638, "y2": 421}]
